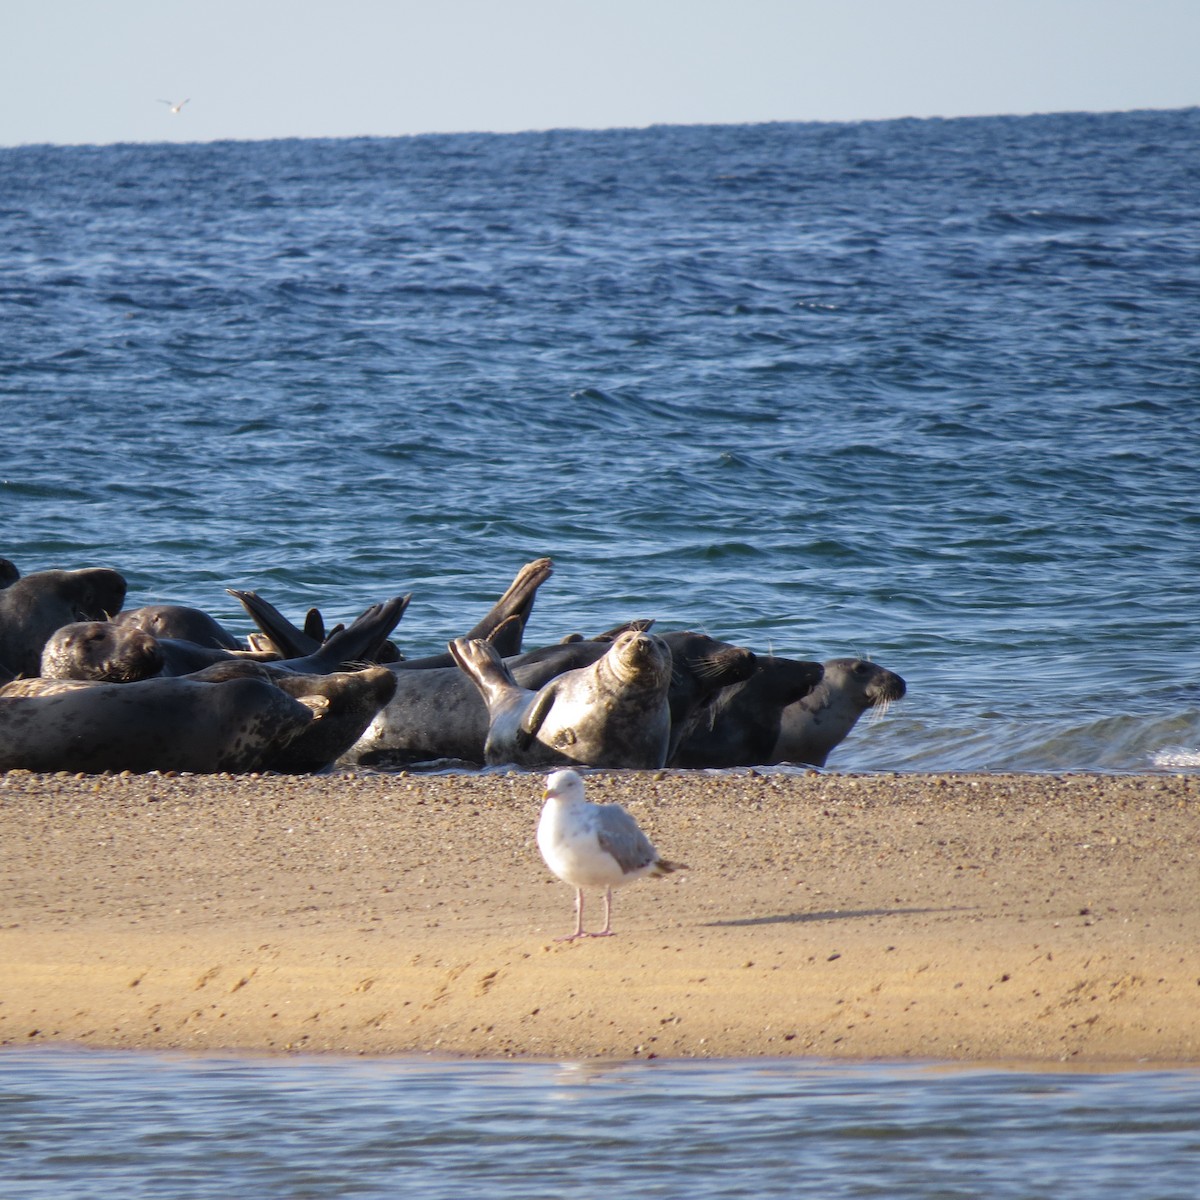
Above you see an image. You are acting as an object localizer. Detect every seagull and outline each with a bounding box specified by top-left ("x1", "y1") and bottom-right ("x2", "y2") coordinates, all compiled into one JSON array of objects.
[
  {"x1": 536, "y1": 768, "x2": 686, "y2": 941},
  {"x1": 159, "y1": 99, "x2": 190, "y2": 115}
]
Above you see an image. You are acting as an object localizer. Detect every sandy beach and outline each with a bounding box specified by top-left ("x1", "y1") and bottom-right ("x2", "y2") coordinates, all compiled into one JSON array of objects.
[{"x1": 2, "y1": 768, "x2": 1197, "y2": 1065}]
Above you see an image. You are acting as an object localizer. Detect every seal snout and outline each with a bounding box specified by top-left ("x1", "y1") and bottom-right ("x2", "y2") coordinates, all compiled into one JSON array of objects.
[{"x1": 865, "y1": 666, "x2": 907, "y2": 706}]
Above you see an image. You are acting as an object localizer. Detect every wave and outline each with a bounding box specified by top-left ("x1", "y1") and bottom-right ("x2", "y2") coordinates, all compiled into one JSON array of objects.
[{"x1": 842, "y1": 709, "x2": 1200, "y2": 774}]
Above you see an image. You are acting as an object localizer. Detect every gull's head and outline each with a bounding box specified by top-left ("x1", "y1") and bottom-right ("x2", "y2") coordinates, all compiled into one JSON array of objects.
[{"x1": 544, "y1": 768, "x2": 585, "y2": 803}]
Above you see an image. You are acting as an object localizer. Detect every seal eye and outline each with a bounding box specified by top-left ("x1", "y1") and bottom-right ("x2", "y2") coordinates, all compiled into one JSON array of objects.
[{"x1": 853, "y1": 661, "x2": 871, "y2": 676}]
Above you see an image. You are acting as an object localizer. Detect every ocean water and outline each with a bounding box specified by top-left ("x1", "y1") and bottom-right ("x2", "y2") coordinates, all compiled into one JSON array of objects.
[
  {"x1": 3, "y1": 1051, "x2": 1200, "y2": 1200},
  {"x1": 2, "y1": 108, "x2": 1199, "y2": 771}
]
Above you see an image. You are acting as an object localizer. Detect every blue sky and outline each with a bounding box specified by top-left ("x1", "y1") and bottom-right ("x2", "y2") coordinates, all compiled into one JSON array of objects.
[{"x1": 2, "y1": 0, "x2": 1196, "y2": 146}]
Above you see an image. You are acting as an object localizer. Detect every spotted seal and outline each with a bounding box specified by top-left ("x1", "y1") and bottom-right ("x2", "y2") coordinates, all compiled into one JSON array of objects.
[
  {"x1": 182, "y1": 660, "x2": 398, "y2": 772},
  {"x1": 38, "y1": 591, "x2": 408, "y2": 683},
  {"x1": 448, "y1": 628, "x2": 674, "y2": 769},
  {"x1": 40, "y1": 620, "x2": 167, "y2": 682},
  {"x1": 0, "y1": 673, "x2": 325, "y2": 774},
  {"x1": 112, "y1": 604, "x2": 244, "y2": 650}
]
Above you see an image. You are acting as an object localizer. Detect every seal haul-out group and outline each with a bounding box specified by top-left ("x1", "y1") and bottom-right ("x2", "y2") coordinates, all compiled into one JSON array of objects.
[{"x1": 0, "y1": 555, "x2": 905, "y2": 776}]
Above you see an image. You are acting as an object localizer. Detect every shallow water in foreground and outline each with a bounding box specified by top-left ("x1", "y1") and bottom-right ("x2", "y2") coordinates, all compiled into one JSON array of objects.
[{"x1": 3, "y1": 1050, "x2": 1199, "y2": 1199}]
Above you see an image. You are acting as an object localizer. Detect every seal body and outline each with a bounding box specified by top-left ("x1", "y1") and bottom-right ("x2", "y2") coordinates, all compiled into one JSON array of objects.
[
  {"x1": 347, "y1": 629, "x2": 753, "y2": 769},
  {"x1": 771, "y1": 658, "x2": 907, "y2": 767},
  {"x1": 184, "y1": 660, "x2": 398, "y2": 773},
  {"x1": 0, "y1": 674, "x2": 321, "y2": 774},
  {"x1": 0, "y1": 567, "x2": 127, "y2": 679},
  {"x1": 451, "y1": 629, "x2": 673, "y2": 769},
  {"x1": 345, "y1": 639, "x2": 622, "y2": 767},
  {"x1": 670, "y1": 656, "x2": 825, "y2": 768},
  {"x1": 113, "y1": 604, "x2": 243, "y2": 650}
]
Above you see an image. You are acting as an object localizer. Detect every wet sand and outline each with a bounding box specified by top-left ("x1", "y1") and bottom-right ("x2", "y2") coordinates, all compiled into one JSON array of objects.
[{"x1": 2, "y1": 769, "x2": 1197, "y2": 1065}]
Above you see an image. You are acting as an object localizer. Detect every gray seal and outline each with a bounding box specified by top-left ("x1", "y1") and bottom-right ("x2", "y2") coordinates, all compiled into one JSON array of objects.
[
  {"x1": 669, "y1": 655, "x2": 825, "y2": 768},
  {"x1": 0, "y1": 673, "x2": 324, "y2": 774},
  {"x1": 41, "y1": 591, "x2": 410, "y2": 685},
  {"x1": 24, "y1": 630, "x2": 398, "y2": 773},
  {"x1": 771, "y1": 657, "x2": 906, "y2": 767},
  {"x1": 112, "y1": 604, "x2": 244, "y2": 650},
  {"x1": 0, "y1": 567, "x2": 127, "y2": 679},
  {"x1": 40, "y1": 620, "x2": 166, "y2": 682},
  {"x1": 347, "y1": 628, "x2": 754, "y2": 769},
  {"x1": 449, "y1": 629, "x2": 673, "y2": 769},
  {"x1": 182, "y1": 660, "x2": 398, "y2": 773}
]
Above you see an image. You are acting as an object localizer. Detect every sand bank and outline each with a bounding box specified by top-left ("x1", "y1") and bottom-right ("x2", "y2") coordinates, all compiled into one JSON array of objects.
[{"x1": 2, "y1": 769, "x2": 1197, "y2": 1065}]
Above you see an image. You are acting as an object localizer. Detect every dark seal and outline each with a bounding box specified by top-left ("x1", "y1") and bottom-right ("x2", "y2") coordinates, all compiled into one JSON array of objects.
[
  {"x1": 0, "y1": 674, "x2": 324, "y2": 774},
  {"x1": 670, "y1": 655, "x2": 825, "y2": 768},
  {"x1": 771, "y1": 657, "x2": 906, "y2": 767},
  {"x1": 112, "y1": 604, "x2": 244, "y2": 650},
  {"x1": 0, "y1": 567, "x2": 127, "y2": 679}
]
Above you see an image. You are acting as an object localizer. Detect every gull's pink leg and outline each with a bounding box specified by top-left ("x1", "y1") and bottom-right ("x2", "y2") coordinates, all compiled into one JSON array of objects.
[
  {"x1": 584, "y1": 887, "x2": 615, "y2": 938},
  {"x1": 555, "y1": 887, "x2": 586, "y2": 942}
]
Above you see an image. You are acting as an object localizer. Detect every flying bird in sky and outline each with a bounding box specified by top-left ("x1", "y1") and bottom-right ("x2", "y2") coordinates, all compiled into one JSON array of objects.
[{"x1": 159, "y1": 99, "x2": 190, "y2": 115}]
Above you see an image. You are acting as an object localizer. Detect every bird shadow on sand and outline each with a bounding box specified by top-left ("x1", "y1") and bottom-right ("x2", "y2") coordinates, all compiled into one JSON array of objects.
[{"x1": 705, "y1": 906, "x2": 973, "y2": 928}]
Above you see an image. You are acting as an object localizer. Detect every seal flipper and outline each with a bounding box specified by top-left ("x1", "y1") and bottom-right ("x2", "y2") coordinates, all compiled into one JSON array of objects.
[
  {"x1": 448, "y1": 635, "x2": 524, "y2": 705},
  {"x1": 515, "y1": 682, "x2": 559, "y2": 751},
  {"x1": 228, "y1": 588, "x2": 321, "y2": 659},
  {"x1": 484, "y1": 613, "x2": 524, "y2": 657},
  {"x1": 299, "y1": 593, "x2": 412, "y2": 672},
  {"x1": 459, "y1": 557, "x2": 553, "y2": 649}
]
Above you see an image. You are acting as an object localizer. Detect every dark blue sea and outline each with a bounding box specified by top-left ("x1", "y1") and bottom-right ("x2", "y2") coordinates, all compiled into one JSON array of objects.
[
  {"x1": 4, "y1": 105, "x2": 1200, "y2": 1196},
  {"x1": 3, "y1": 108, "x2": 1199, "y2": 772}
]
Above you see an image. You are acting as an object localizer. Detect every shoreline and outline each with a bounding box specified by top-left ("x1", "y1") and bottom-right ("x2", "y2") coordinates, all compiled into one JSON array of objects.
[{"x1": 2, "y1": 769, "x2": 1198, "y2": 1067}]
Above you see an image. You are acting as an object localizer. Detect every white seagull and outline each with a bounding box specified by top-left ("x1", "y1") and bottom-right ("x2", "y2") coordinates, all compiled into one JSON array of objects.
[
  {"x1": 159, "y1": 99, "x2": 190, "y2": 115},
  {"x1": 536, "y1": 768, "x2": 686, "y2": 941}
]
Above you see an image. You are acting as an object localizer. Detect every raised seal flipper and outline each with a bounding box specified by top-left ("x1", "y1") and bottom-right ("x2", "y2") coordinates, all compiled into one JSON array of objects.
[
  {"x1": 460, "y1": 557, "x2": 553, "y2": 651},
  {"x1": 302, "y1": 593, "x2": 412, "y2": 671},
  {"x1": 228, "y1": 588, "x2": 321, "y2": 658},
  {"x1": 448, "y1": 636, "x2": 524, "y2": 705}
]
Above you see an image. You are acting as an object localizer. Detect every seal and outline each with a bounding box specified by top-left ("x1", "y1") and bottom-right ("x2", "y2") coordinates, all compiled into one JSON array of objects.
[
  {"x1": 230, "y1": 557, "x2": 554, "y2": 667},
  {"x1": 345, "y1": 628, "x2": 754, "y2": 769},
  {"x1": 0, "y1": 566, "x2": 127, "y2": 680},
  {"x1": 112, "y1": 604, "x2": 244, "y2": 650},
  {"x1": 771, "y1": 657, "x2": 906, "y2": 767},
  {"x1": 40, "y1": 621, "x2": 166, "y2": 682},
  {"x1": 0, "y1": 673, "x2": 324, "y2": 774},
  {"x1": 670, "y1": 655, "x2": 825, "y2": 768},
  {"x1": 21, "y1": 628, "x2": 397, "y2": 773},
  {"x1": 448, "y1": 628, "x2": 673, "y2": 769},
  {"x1": 657, "y1": 630, "x2": 757, "y2": 760},
  {"x1": 38, "y1": 592, "x2": 410, "y2": 685},
  {"x1": 183, "y1": 660, "x2": 398, "y2": 773}
]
